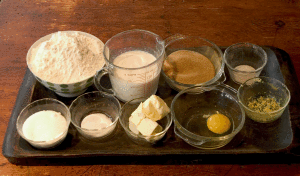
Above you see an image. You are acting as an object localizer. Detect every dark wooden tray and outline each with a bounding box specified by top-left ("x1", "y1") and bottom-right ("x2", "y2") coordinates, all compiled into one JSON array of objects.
[{"x1": 3, "y1": 46, "x2": 300, "y2": 165}]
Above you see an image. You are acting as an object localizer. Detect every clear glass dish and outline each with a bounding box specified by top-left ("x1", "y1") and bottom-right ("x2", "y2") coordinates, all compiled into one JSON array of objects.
[
  {"x1": 171, "y1": 84, "x2": 245, "y2": 149},
  {"x1": 16, "y1": 98, "x2": 71, "y2": 149},
  {"x1": 238, "y1": 76, "x2": 290, "y2": 123}
]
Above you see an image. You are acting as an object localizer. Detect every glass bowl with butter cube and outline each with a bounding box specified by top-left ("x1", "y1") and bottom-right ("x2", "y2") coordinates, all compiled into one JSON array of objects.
[{"x1": 119, "y1": 95, "x2": 172, "y2": 146}]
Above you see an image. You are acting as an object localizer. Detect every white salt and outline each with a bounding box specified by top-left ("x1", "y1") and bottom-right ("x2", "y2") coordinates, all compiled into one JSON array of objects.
[
  {"x1": 81, "y1": 113, "x2": 112, "y2": 130},
  {"x1": 233, "y1": 65, "x2": 256, "y2": 84}
]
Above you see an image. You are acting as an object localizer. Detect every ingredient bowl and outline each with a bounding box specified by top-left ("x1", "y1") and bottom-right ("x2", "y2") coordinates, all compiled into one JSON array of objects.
[
  {"x1": 26, "y1": 31, "x2": 105, "y2": 97},
  {"x1": 119, "y1": 97, "x2": 172, "y2": 146},
  {"x1": 94, "y1": 29, "x2": 165, "y2": 102},
  {"x1": 16, "y1": 98, "x2": 71, "y2": 149},
  {"x1": 69, "y1": 91, "x2": 121, "y2": 141},
  {"x1": 237, "y1": 76, "x2": 290, "y2": 123},
  {"x1": 171, "y1": 84, "x2": 245, "y2": 149},
  {"x1": 224, "y1": 43, "x2": 267, "y2": 84},
  {"x1": 161, "y1": 34, "x2": 225, "y2": 91}
]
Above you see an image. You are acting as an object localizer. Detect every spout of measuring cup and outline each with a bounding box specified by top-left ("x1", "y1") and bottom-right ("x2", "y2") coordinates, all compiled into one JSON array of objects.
[{"x1": 94, "y1": 68, "x2": 115, "y2": 95}]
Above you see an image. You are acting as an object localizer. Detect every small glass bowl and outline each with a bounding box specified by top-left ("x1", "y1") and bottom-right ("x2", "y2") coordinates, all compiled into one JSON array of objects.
[
  {"x1": 224, "y1": 43, "x2": 267, "y2": 84},
  {"x1": 119, "y1": 97, "x2": 172, "y2": 146},
  {"x1": 171, "y1": 84, "x2": 245, "y2": 149},
  {"x1": 161, "y1": 34, "x2": 225, "y2": 91},
  {"x1": 16, "y1": 98, "x2": 71, "y2": 149},
  {"x1": 238, "y1": 77, "x2": 290, "y2": 123},
  {"x1": 69, "y1": 91, "x2": 121, "y2": 142}
]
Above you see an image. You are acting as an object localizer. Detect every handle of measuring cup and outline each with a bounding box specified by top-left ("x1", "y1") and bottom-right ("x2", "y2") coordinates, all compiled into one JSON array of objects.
[{"x1": 94, "y1": 67, "x2": 115, "y2": 95}]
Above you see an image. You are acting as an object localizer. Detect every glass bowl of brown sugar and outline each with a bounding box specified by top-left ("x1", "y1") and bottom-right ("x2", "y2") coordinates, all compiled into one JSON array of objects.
[{"x1": 161, "y1": 34, "x2": 225, "y2": 91}]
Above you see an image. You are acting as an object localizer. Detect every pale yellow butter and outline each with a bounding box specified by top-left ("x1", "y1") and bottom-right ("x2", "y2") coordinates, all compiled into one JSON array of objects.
[
  {"x1": 130, "y1": 103, "x2": 145, "y2": 126},
  {"x1": 137, "y1": 118, "x2": 163, "y2": 136},
  {"x1": 142, "y1": 95, "x2": 170, "y2": 121},
  {"x1": 128, "y1": 119, "x2": 139, "y2": 134}
]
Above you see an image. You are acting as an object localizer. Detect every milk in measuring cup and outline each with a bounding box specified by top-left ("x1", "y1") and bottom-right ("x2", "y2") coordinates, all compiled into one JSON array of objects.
[{"x1": 111, "y1": 50, "x2": 160, "y2": 102}]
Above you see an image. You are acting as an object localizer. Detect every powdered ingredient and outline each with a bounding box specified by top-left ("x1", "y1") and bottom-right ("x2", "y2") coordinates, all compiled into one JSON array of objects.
[
  {"x1": 28, "y1": 31, "x2": 105, "y2": 84},
  {"x1": 23, "y1": 110, "x2": 67, "y2": 141},
  {"x1": 163, "y1": 50, "x2": 215, "y2": 84},
  {"x1": 232, "y1": 65, "x2": 256, "y2": 84}
]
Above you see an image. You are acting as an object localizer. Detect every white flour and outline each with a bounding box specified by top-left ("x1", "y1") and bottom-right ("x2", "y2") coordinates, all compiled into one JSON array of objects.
[{"x1": 28, "y1": 31, "x2": 104, "y2": 84}]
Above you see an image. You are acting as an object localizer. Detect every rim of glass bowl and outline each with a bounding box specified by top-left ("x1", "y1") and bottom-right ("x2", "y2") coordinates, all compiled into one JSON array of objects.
[
  {"x1": 237, "y1": 76, "x2": 291, "y2": 115},
  {"x1": 69, "y1": 91, "x2": 121, "y2": 132},
  {"x1": 103, "y1": 29, "x2": 165, "y2": 71},
  {"x1": 16, "y1": 98, "x2": 71, "y2": 144},
  {"x1": 26, "y1": 31, "x2": 105, "y2": 85},
  {"x1": 171, "y1": 84, "x2": 246, "y2": 141},
  {"x1": 119, "y1": 97, "x2": 172, "y2": 139},
  {"x1": 224, "y1": 42, "x2": 268, "y2": 74},
  {"x1": 161, "y1": 34, "x2": 225, "y2": 88}
]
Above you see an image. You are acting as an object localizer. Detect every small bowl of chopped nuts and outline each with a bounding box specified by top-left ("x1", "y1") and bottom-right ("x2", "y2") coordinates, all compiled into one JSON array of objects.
[{"x1": 237, "y1": 76, "x2": 290, "y2": 123}]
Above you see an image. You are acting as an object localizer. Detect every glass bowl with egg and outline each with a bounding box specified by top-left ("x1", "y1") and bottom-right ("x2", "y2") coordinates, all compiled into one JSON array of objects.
[
  {"x1": 237, "y1": 76, "x2": 290, "y2": 123},
  {"x1": 171, "y1": 84, "x2": 245, "y2": 149},
  {"x1": 119, "y1": 95, "x2": 172, "y2": 146},
  {"x1": 161, "y1": 34, "x2": 225, "y2": 92},
  {"x1": 16, "y1": 98, "x2": 71, "y2": 149},
  {"x1": 26, "y1": 31, "x2": 105, "y2": 97},
  {"x1": 69, "y1": 91, "x2": 121, "y2": 142}
]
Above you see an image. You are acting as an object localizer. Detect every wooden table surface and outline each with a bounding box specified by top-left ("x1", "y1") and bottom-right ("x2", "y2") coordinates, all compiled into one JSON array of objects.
[{"x1": 1, "y1": 0, "x2": 300, "y2": 175}]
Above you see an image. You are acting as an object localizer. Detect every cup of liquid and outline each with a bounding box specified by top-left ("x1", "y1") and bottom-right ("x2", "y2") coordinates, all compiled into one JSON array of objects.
[{"x1": 94, "y1": 29, "x2": 165, "y2": 102}]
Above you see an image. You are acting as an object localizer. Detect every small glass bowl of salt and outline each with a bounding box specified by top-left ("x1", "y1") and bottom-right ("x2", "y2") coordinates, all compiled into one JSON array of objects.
[
  {"x1": 224, "y1": 43, "x2": 267, "y2": 84},
  {"x1": 69, "y1": 91, "x2": 121, "y2": 142},
  {"x1": 16, "y1": 98, "x2": 71, "y2": 149}
]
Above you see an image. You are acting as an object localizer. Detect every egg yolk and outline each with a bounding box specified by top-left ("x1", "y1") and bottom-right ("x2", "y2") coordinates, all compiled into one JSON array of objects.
[{"x1": 207, "y1": 114, "x2": 231, "y2": 134}]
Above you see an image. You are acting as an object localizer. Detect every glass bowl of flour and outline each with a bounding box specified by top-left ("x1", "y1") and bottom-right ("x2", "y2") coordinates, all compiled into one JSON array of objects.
[
  {"x1": 16, "y1": 98, "x2": 71, "y2": 149},
  {"x1": 26, "y1": 31, "x2": 105, "y2": 97}
]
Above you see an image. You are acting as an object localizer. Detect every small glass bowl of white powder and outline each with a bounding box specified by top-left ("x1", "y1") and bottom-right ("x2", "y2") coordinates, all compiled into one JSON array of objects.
[
  {"x1": 69, "y1": 91, "x2": 121, "y2": 142},
  {"x1": 16, "y1": 98, "x2": 71, "y2": 149},
  {"x1": 224, "y1": 43, "x2": 267, "y2": 84}
]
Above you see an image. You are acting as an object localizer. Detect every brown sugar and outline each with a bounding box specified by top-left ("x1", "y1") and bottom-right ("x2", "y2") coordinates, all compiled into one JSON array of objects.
[{"x1": 163, "y1": 50, "x2": 215, "y2": 84}]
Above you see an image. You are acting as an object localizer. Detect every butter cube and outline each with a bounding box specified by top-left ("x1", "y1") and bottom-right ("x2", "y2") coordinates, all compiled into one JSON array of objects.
[
  {"x1": 130, "y1": 103, "x2": 145, "y2": 126},
  {"x1": 142, "y1": 95, "x2": 170, "y2": 121},
  {"x1": 128, "y1": 119, "x2": 139, "y2": 135},
  {"x1": 137, "y1": 118, "x2": 163, "y2": 136},
  {"x1": 129, "y1": 103, "x2": 145, "y2": 134}
]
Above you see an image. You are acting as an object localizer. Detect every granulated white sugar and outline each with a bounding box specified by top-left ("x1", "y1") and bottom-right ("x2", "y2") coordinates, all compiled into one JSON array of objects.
[{"x1": 23, "y1": 110, "x2": 67, "y2": 141}]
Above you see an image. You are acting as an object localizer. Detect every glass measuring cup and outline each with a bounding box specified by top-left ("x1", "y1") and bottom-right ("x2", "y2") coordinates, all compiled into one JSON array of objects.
[{"x1": 94, "y1": 29, "x2": 165, "y2": 102}]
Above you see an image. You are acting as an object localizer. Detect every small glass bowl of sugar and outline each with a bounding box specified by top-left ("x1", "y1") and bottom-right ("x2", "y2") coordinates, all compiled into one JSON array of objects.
[
  {"x1": 224, "y1": 43, "x2": 267, "y2": 84},
  {"x1": 69, "y1": 91, "x2": 121, "y2": 142},
  {"x1": 16, "y1": 98, "x2": 71, "y2": 149}
]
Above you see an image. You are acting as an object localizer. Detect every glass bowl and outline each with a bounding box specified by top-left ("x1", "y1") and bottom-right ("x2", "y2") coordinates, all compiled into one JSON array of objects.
[
  {"x1": 224, "y1": 43, "x2": 267, "y2": 84},
  {"x1": 119, "y1": 97, "x2": 172, "y2": 146},
  {"x1": 171, "y1": 84, "x2": 245, "y2": 149},
  {"x1": 237, "y1": 77, "x2": 290, "y2": 123},
  {"x1": 16, "y1": 98, "x2": 71, "y2": 149},
  {"x1": 69, "y1": 91, "x2": 121, "y2": 142},
  {"x1": 161, "y1": 34, "x2": 225, "y2": 92}
]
